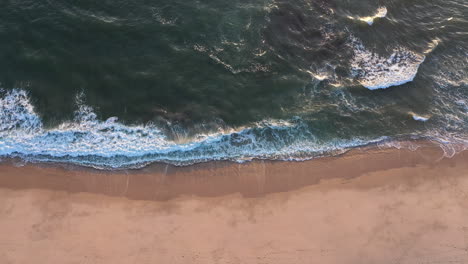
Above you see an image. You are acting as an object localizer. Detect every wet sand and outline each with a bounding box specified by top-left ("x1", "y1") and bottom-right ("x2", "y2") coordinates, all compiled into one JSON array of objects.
[{"x1": 1, "y1": 143, "x2": 468, "y2": 263}]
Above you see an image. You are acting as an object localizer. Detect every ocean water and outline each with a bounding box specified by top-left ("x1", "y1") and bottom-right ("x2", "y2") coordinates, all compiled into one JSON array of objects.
[{"x1": 0, "y1": 0, "x2": 466, "y2": 169}]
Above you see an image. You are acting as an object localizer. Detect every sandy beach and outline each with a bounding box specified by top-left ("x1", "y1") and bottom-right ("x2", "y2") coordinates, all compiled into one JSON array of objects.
[{"x1": 1, "y1": 143, "x2": 468, "y2": 264}]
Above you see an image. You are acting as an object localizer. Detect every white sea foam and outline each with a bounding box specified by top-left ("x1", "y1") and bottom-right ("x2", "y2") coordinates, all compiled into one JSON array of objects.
[
  {"x1": 0, "y1": 89, "x2": 392, "y2": 168},
  {"x1": 0, "y1": 89, "x2": 42, "y2": 133},
  {"x1": 347, "y1": 7, "x2": 387, "y2": 25},
  {"x1": 350, "y1": 38, "x2": 425, "y2": 90},
  {"x1": 377, "y1": 139, "x2": 421, "y2": 151},
  {"x1": 1, "y1": 89, "x2": 465, "y2": 169},
  {"x1": 410, "y1": 112, "x2": 430, "y2": 122}
]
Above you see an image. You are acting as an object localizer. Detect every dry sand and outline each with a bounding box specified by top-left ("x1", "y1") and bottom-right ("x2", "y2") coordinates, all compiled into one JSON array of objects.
[{"x1": 0, "y1": 143, "x2": 468, "y2": 263}]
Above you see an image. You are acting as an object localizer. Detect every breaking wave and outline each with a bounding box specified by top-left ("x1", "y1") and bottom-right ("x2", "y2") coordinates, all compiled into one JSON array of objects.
[
  {"x1": 347, "y1": 7, "x2": 387, "y2": 25},
  {"x1": 410, "y1": 112, "x2": 431, "y2": 122},
  {"x1": 0, "y1": 89, "x2": 391, "y2": 169},
  {"x1": 350, "y1": 38, "x2": 425, "y2": 90},
  {"x1": 0, "y1": 88, "x2": 466, "y2": 169}
]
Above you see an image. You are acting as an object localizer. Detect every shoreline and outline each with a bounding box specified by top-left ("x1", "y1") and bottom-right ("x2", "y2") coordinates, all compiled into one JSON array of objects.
[
  {"x1": 0, "y1": 140, "x2": 459, "y2": 200},
  {"x1": 1, "y1": 141, "x2": 468, "y2": 263}
]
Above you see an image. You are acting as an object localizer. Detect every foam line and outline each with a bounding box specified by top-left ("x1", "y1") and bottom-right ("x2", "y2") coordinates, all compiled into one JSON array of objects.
[{"x1": 0, "y1": 89, "x2": 390, "y2": 168}]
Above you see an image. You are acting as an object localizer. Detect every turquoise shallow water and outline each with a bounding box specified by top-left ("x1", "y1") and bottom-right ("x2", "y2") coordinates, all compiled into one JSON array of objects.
[{"x1": 0, "y1": 0, "x2": 467, "y2": 168}]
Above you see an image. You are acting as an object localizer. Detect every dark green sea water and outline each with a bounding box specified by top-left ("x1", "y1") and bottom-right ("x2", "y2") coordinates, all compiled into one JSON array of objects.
[{"x1": 0, "y1": 0, "x2": 466, "y2": 168}]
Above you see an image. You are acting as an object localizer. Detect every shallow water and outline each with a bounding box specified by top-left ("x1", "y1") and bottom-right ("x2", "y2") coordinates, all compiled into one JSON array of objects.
[{"x1": 0, "y1": 0, "x2": 466, "y2": 168}]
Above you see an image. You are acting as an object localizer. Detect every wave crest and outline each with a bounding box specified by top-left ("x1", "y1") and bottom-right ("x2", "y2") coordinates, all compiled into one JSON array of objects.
[
  {"x1": 347, "y1": 7, "x2": 387, "y2": 25},
  {"x1": 0, "y1": 89, "x2": 42, "y2": 133},
  {"x1": 350, "y1": 38, "x2": 425, "y2": 90}
]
